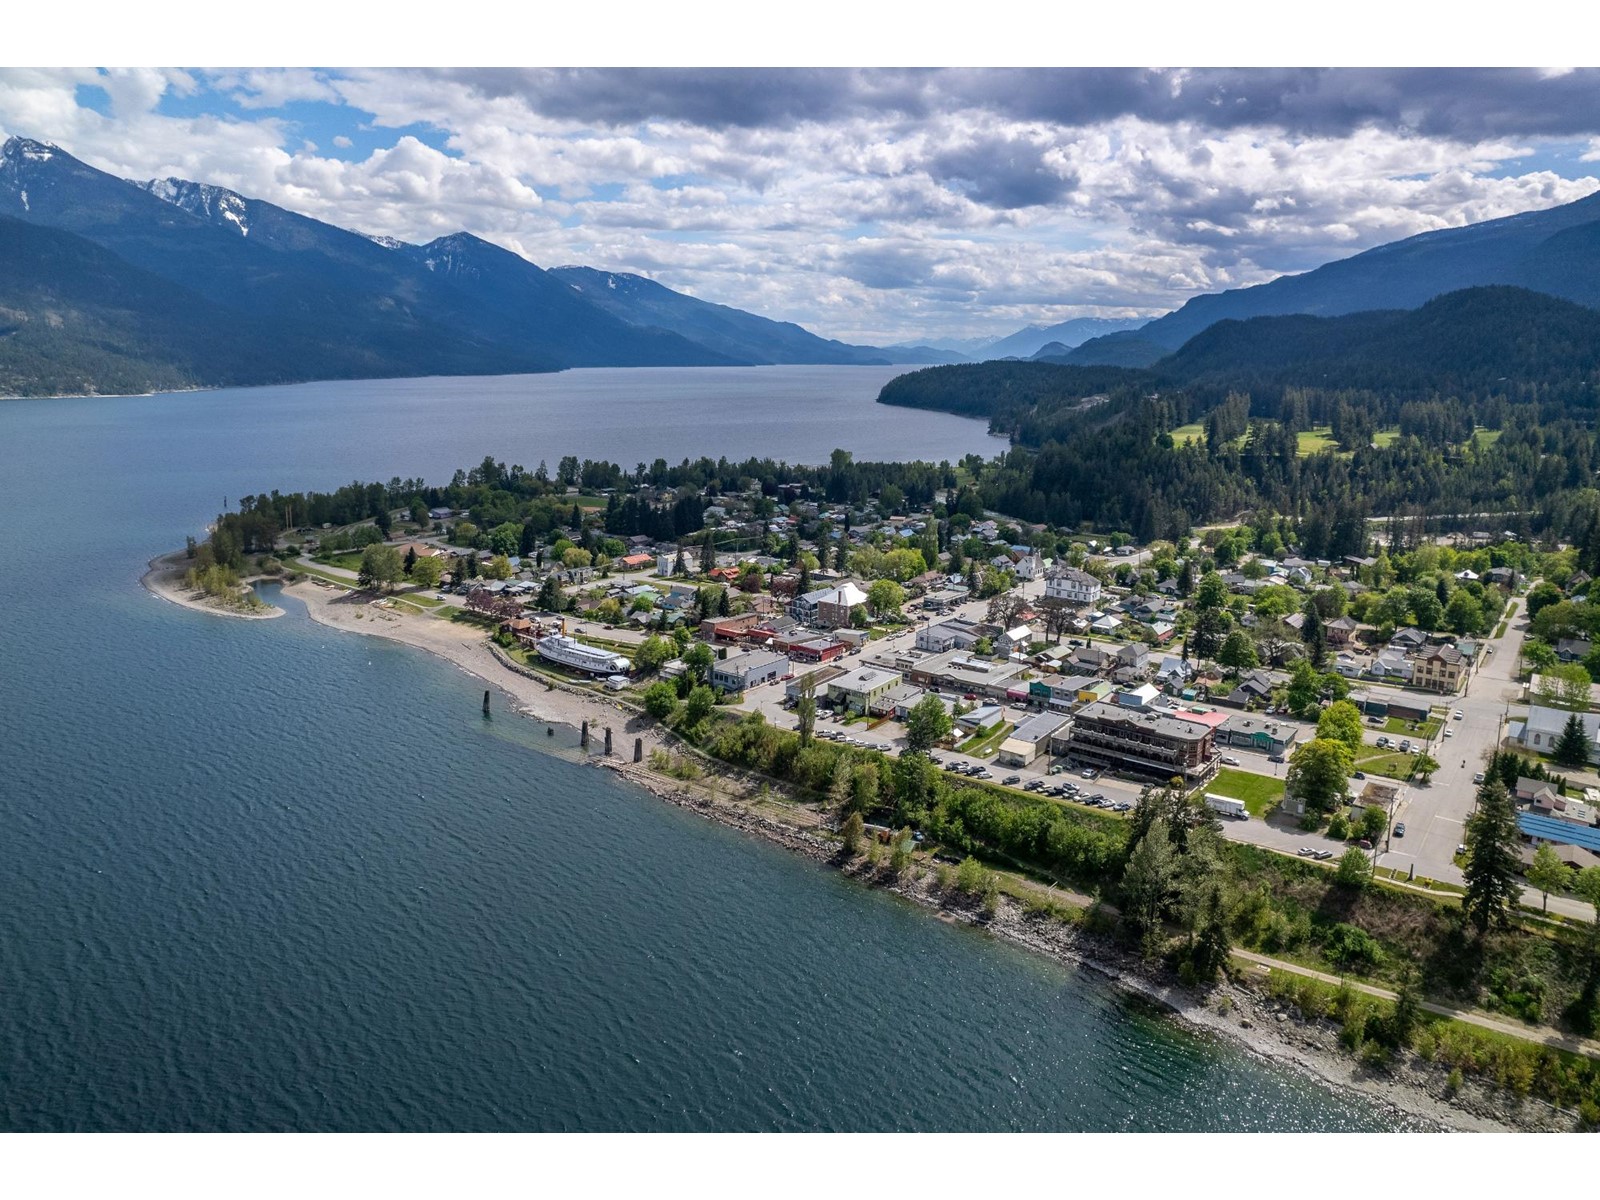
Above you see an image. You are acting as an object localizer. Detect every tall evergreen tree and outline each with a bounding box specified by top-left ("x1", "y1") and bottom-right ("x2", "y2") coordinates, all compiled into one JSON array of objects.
[
  {"x1": 1463, "y1": 778, "x2": 1522, "y2": 936},
  {"x1": 1554, "y1": 712, "x2": 1593, "y2": 767},
  {"x1": 1301, "y1": 596, "x2": 1327, "y2": 668}
]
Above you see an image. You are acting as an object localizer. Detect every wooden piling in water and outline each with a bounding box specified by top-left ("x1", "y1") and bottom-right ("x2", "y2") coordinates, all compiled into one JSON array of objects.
[
  {"x1": 580, "y1": 719, "x2": 589, "y2": 748},
  {"x1": 604, "y1": 727, "x2": 613, "y2": 756},
  {"x1": 634, "y1": 737, "x2": 643, "y2": 763}
]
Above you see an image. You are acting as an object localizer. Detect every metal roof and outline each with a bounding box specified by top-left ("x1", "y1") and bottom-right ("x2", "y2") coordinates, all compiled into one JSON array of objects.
[{"x1": 1517, "y1": 812, "x2": 1600, "y2": 854}]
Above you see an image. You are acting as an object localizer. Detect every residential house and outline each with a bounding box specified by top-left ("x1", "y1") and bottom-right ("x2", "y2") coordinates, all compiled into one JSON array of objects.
[
  {"x1": 1224, "y1": 669, "x2": 1277, "y2": 708},
  {"x1": 997, "y1": 625, "x2": 1035, "y2": 656},
  {"x1": 1367, "y1": 650, "x2": 1414, "y2": 683},
  {"x1": 1116, "y1": 683, "x2": 1162, "y2": 710},
  {"x1": 1155, "y1": 655, "x2": 1193, "y2": 687},
  {"x1": 1557, "y1": 638, "x2": 1593, "y2": 664},
  {"x1": 1326, "y1": 616, "x2": 1361, "y2": 646},
  {"x1": 1388, "y1": 627, "x2": 1428, "y2": 652},
  {"x1": 1070, "y1": 645, "x2": 1112, "y2": 673},
  {"x1": 1115, "y1": 642, "x2": 1151, "y2": 674},
  {"x1": 792, "y1": 582, "x2": 870, "y2": 628}
]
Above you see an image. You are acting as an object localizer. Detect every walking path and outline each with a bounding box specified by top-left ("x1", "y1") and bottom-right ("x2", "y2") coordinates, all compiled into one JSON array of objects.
[{"x1": 1231, "y1": 948, "x2": 1600, "y2": 1059}]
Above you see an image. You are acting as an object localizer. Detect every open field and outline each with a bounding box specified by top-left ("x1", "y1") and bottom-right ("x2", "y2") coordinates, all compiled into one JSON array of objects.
[
  {"x1": 1296, "y1": 426, "x2": 1340, "y2": 456},
  {"x1": 1206, "y1": 767, "x2": 1285, "y2": 817}
]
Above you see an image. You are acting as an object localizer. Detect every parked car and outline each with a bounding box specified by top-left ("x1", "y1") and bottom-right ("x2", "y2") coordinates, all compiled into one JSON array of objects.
[
  {"x1": 1081, "y1": 768, "x2": 1098, "y2": 779},
  {"x1": 1297, "y1": 847, "x2": 1316, "y2": 856},
  {"x1": 1375, "y1": 736, "x2": 1391, "y2": 748},
  {"x1": 1048, "y1": 765, "x2": 1066, "y2": 775},
  {"x1": 1473, "y1": 771, "x2": 1486, "y2": 783},
  {"x1": 1399, "y1": 740, "x2": 1412, "y2": 752},
  {"x1": 1353, "y1": 770, "x2": 1366, "y2": 780},
  {"x1": 1220, "y1": 755, "x2": 1241, "y2": 766},
  {"x1": 1003, "y1": 775, "x2": 1021, "y2": 786},
  {"x1": 1453, "y1": 710, "x2": 1464, "y2": 720},
  {"x1": 1358, "y1": 839, "x2": 1373, "y2": 850},
  {"x1": 1443, "y1": 728, "x2": 1454, "y2": 738},
  {"x1": 1315, "y1": 850, "x2": 1334, "y2": 861},
  {"x1": 1394, "y1": 823, "x2": 1407, "y2": 837},
  {"x1": 1268, "y1": 753, "x2": 1285, "y2": 763}
]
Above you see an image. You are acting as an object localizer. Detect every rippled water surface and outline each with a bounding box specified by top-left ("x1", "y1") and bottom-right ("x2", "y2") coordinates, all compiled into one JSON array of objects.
[{"x1": 0, "y1": 370, "x2": 1410, "y2": 1130}]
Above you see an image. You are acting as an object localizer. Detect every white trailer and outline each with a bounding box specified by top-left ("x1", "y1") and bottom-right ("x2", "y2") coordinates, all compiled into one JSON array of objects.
[{"x1": 1204, "y1": 793, "x2": 1249, "y2": 820}]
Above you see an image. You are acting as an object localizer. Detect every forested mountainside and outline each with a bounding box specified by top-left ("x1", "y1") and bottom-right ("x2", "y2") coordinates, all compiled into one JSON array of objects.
[{"x1": 877, "y1": 286, "x2": 1600, "y2": 548}]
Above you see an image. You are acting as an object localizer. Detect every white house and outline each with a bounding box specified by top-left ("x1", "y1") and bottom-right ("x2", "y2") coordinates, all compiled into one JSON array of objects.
[
  {"x1": 1045, "y1": 565, "x2": 1102, "y2": 608},
  {"x1": 997, "y1": 624, "x2": 1035, "y2": 656}
]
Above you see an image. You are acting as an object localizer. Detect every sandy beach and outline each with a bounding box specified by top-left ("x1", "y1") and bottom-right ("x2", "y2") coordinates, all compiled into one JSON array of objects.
[
  {"x1": 258, "y1": 574, "x2": 1571, "y2": 1131},
  {"x1": 142, "y1": 551, "x2": 284, "y2": 620}
]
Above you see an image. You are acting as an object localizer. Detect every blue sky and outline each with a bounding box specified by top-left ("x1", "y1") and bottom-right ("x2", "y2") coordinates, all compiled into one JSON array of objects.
[{"x1": 4, "y1": 67, "x2": 1599, "y2": 343}]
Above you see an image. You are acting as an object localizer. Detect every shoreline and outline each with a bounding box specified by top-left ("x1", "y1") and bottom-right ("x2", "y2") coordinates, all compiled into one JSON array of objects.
[
  {"x1": 141, "y1": 551, "x2": 284, "y2": 620},
  {"x1": 264, "y1": 574, "x2": 1567, "y2": 1130}
]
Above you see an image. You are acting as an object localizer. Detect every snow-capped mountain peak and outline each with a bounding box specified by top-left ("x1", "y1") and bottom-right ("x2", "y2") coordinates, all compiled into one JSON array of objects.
[{"x1": 137, "y1": 177, "x2": 251, "y2": 237}]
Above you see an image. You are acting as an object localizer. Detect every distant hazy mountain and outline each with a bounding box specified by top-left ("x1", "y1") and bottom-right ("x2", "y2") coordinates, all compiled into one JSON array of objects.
[
  {"x1": 982, "y1": 316, "x2": 1148, "y2": 360},
  {"x1": 551, "y1": 265, "x2": 890, "y2": 365},
  {"x1": 1035, "y1": 330, "x2": 1168, "y2": 368},
  {"x1": 1136, "y1": 188, "x2": 1600, "y2": 349},
  {"x1": 549, "y1": 266, "x2": 962, "y2": 365}
]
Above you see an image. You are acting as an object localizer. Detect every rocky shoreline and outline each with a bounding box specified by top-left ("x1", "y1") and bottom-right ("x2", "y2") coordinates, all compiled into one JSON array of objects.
[{"x1": 206, "y1": 571, "x2": 1574, "y2": 1130}]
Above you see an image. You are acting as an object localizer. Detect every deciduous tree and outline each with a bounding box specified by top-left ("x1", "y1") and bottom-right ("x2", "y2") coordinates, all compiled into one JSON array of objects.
[
  {"x1": 1316, "y1": 700, "x2": 1365, "y2": 757},
  {"x1": 904, "y1": 694, "x2": 954, "y2": 755},
  {"x1": 1285, "y1": 737, "x2": 1353, "y2": 816},
  {"x1": 1528, "y1": 844, "x2": 1574, "y2": 914}
]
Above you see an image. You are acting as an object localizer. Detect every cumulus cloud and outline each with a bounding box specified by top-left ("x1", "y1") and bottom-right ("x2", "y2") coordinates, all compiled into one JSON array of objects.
[{"x1": 1, "y1": 67, "x2": 1599, "y2": 342}]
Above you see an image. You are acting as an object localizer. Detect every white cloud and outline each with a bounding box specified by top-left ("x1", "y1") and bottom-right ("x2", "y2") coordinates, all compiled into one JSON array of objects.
[{"x1": 0, "y1": 67, "x2": 1597, "y2": 342}]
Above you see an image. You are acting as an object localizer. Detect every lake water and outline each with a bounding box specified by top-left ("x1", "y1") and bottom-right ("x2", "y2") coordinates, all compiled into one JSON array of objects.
[{"x1": 0, "y1": 367, "x2": 1409, "y2": 1130}]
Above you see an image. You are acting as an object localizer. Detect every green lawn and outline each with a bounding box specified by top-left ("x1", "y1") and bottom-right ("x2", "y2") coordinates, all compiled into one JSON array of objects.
[
  {"x1": 1296, "y1": 426, "x2": 1340, "y2": 456},
  {"x1": 1382, "y1": 715, "x2": 1441, "y2": 739},
  {"x1": 1206, "y1": 767, "x2": 1285, "y2": 817},
  {"x1": 316, "y1": 551, "x2": 366, "y2": 572},
  {"x1": 1355, "y1": 749, "x2": 1423, "y2": 780},
  {"x1": 1468, "y1": 425, "x2": 1503, "y2": 449},
  {"x1": 1370, "y1": 428, "x2": 1401, "y2": 449},
  {"x1": 1170, "y1": 422, "x2": 1207, "y2": 446},
  {"x1": 957, "y1": 721, "x2": 1014, "y2": 757}
]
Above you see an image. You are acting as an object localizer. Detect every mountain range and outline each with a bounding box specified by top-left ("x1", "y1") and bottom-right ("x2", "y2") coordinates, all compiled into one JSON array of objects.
[
  {"x1": 0, "y1": 136, "x2": 955, "y2": 397},
  {"x1": 1056, "y1": 185, "x2": 1600, "y2": 366},
  {"x1": 6, "y1": 132, "x2": 1600, "y2": 398}
]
